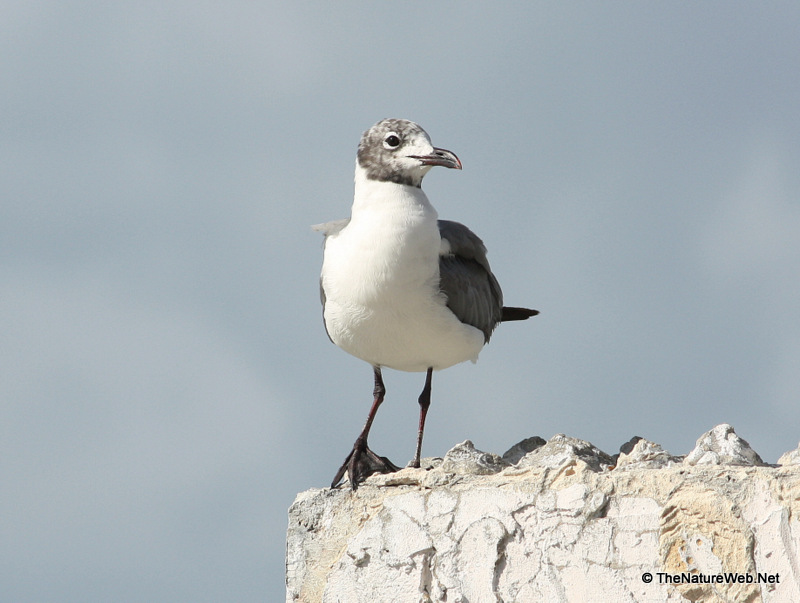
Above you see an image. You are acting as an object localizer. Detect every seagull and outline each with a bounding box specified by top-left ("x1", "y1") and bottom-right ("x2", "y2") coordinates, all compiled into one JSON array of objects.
[{"x1": 314, "y1": 118, "x2": 538, "y2": 489}]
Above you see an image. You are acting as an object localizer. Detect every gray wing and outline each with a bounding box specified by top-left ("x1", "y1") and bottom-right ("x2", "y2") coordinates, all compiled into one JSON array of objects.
[
  {"x1": 312, "y1": 218, "x2": 350, "y2": 238},
  {"x1": 438, "y1": 220, "x2": 503, "y2": 343},
  {"x1": 313, "y1": 218, "x2": 351, "y2": 342}
]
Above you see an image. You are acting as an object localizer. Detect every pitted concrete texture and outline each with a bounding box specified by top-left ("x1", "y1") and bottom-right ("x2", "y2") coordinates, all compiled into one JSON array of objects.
[{"x1": 286, "y1": 425, "x2": 800, "y2": 603}]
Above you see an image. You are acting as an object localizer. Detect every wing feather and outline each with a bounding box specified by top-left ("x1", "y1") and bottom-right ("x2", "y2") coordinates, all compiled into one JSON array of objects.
[
  {"x1": 437, "y1": 220, "x2": 503, "y2": 342},
  {"x1": 313, "y1": 218, "x2": 351, "y2": 342}
]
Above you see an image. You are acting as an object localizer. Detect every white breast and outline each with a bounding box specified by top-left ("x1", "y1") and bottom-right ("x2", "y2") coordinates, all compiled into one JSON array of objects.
[{"x1": 320, "y1": 174, "x2": 485, "y2": 372}]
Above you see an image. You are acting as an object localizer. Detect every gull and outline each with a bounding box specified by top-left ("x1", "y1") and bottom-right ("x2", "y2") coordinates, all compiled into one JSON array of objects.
[{"x1": 314, "y1": 118, "x2": 538, "y2": 489}]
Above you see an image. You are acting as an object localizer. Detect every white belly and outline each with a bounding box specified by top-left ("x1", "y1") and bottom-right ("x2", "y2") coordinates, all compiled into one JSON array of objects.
[
  {"x1": 324, "y1": 286, "x2": 485, "y2": 372},
  {"x1": 320, "y1": 202, "x2": 484, "y2": 372}
]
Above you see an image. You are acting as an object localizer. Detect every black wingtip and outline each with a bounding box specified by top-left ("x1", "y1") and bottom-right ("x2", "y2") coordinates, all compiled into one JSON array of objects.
[{"x1": 501, "y1": 307, "x2": 539, "y2": 322}]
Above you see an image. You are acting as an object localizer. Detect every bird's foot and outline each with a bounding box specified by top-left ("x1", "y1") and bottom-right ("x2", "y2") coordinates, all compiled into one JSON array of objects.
[{"x1": 331, "y1": 437, "x2": 401, "y2": 490}]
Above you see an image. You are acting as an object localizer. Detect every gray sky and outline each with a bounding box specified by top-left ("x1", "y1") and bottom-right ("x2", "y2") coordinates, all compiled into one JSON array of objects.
[{"x1": 3, "y1": 2, "x2": 800, "y2": 601}]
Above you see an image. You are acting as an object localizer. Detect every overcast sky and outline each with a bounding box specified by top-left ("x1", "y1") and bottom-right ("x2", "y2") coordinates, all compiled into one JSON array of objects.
[{"x1": 3, "y1": 3, "x2": 800, "y2": 601}]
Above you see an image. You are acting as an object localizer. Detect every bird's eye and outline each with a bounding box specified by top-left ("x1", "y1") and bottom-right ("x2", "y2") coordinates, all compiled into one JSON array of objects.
[{"x1": 383, "y1": 134, "x2": 401, "y2": 149}]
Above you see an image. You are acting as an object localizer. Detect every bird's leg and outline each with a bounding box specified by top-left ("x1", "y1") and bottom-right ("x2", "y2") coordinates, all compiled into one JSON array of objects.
[
  {"x1": 411, "y1": 367, "x2": 434, "y2": 468},
  {"x1": 331, "y1": 366, "x2": 401, "y2": 490}
]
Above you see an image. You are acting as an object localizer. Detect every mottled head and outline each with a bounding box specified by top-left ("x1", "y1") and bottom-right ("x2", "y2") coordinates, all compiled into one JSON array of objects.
[{"x1": 356, "y1": 118, "x2": 462, "y2": 188}]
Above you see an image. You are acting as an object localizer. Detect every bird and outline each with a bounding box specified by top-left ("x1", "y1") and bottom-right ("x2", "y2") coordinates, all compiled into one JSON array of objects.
[{"x1": 313, "y1": 118, "x2": 538, "y2": 489}]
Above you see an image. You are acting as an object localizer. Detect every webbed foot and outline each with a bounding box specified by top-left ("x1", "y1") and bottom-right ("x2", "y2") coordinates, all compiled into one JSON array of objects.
[{"x1": 330, "y1": 437, "x2": 401, "y2": 490}]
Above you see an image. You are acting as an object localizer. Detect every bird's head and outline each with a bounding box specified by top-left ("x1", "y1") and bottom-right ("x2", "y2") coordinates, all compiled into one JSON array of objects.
[{"x1": 356, "y1": 118, "x2": 462, "y2": 188}]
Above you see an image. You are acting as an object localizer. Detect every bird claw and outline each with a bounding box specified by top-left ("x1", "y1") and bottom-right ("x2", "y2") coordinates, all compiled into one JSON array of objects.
[{"x1": 331, "y1": 438, "x2": 401, "y2": 490}]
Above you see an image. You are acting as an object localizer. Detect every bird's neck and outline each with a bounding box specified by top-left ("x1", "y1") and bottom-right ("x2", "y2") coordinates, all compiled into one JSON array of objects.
[{"x1": 352, "y1": 163, "x2": 436, "y2": 222}]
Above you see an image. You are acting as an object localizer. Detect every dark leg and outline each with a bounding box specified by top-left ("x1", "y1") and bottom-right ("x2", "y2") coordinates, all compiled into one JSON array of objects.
[
  {"x1": 331, "y1": 366, "x2": 401, "y2": 490},
  {"x1": 411, "y1": 367, "x2": 433, "y2": 468}
]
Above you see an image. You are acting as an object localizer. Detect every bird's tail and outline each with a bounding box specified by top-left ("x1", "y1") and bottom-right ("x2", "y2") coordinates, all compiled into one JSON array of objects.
[{"x1": 501, "y1": 306, "x2": 539, "y2": 322}]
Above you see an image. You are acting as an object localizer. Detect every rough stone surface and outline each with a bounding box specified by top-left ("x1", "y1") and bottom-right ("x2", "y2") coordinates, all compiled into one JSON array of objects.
[
  {"x1": 616, "y1": 437, "x2": 684, "y2": 470},
  {"x1": 287, "y1": 425, "x2": 800, "y2": 603},
  {"x1": 684, "y1": 424, "x2": 766, "y2": 467},
  {"x1": 778, "y1": 442, "x2": 800, "y2": 467},
  {"x1": 439, "y1": 439, "x2": 509, "y2": 475},
  {"x1": 502, "y1": 436, "x2": 546, "y2": 465}
]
